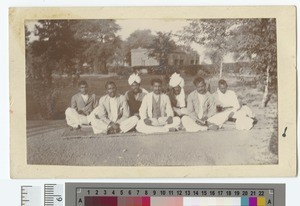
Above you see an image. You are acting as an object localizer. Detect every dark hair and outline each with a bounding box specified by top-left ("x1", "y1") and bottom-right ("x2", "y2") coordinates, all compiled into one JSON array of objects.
[
  {"x1": 105, "y1": 81, "x2": 116, "y2": 89},
  {"x1": 193, "y1": 76, "x2": 205, "y2": 86},
  {"x1": 218, "y1": 79, "x2": 228, "y2": 86},
  {"x1": 151, "y1": 78, "x2": 162, "y2": 86},
  {"x1": 78, "y1": 80, "x2": 88, "y2": 87}
]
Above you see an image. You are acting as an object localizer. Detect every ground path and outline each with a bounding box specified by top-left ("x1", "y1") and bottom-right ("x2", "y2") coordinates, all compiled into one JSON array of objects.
[{"x1": 27, "y1": 120, "x2": 277, "y2": 166}]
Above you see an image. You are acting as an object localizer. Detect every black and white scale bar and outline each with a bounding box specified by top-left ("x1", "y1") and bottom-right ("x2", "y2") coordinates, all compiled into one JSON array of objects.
[
  {"x1": 44, "y1": 184, "x2": 64, "y2": 206},
  {"x1": 21, "y1": 186, "x2": 41, "y2": 206}
]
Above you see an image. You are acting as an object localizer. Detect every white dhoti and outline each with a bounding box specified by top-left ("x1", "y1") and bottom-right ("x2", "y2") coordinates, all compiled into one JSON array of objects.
[
  {"x1": 207, "y1": 110, "x2": 233, "y2": 127},
  {"x1": 211, "y1": 105, "x2": 255, "y2": 130},
  {"x1": 65, "y1": 107, "x2": 91, "y2": 128},
  {"x1": 136, "y1": 116, "x2": 181, "y2": 134},
  {"x1": 232, "y1": 105, "x2": 254, "y2": 119},
  {"x1": 91, "y1": 116, "x2": 139, "y2": 134},
  {"x1": 173, "y1": 107, "x2": 188, "y2": 117},
  {"x1": 182, "y1": 112, "x2": 230, "y2": 132},
  {"x1": 233, "y1": 105, "x2": 255, "y2": 130},
  {"x1": 181, "y1": 116, "x2": 208, "y2": 132}
]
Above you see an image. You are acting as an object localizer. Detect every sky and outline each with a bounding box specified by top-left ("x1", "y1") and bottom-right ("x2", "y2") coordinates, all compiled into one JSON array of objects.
[{"x1": 116, "y1": 19, "x2": 188, "y2": 40}]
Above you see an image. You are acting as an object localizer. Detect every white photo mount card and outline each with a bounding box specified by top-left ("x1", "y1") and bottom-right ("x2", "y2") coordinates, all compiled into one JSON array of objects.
[{"x1": 9, "y1": 6, "x2": 296, "y2": 178}]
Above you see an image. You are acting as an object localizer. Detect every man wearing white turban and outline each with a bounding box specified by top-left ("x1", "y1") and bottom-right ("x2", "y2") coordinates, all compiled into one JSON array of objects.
[
  {"x1": 167, "y1": 72, "x2": 188, "y2": 117},
  {"x1": 125, "y1": 73, "x2": 148, "y2": 117}
]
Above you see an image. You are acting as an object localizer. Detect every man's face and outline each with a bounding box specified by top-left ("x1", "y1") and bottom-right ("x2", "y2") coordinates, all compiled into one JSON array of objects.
[
  {"x1": 79, "y1": 84, "x2": 88, "y2": 95},
  {"x1": 152, "y1": 82, "x2": 162, "y2": 95},
  {"x1": 173, "y1": 85, "x2": 181, "y2": 95},
  {"x1": 131, "y1": 82, "x2": 140, "y2": 94},
  {"x1": 196, "y1": 81, "x2": 206, "y2": 95},
  {"x1": 219, "y1": 83, "x2": 228, "y2": 94},
  {"x1": 107, "y1": 83, "x2": 117, "y2": 98}
]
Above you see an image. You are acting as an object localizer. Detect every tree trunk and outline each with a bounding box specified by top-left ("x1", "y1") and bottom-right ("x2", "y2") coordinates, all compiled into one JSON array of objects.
[
  {"x1": 261, "y1": 65, "x2": 270, "y2": 107},
  {"x1": 101, "y1": 60, "x2": 108, "y2": 74},
  {"x1": 93, "y1": 59, "x2": 102, "y2": 74},
  {"x1": 219, "y1": 58, "x2": 223, "y2": 78}
]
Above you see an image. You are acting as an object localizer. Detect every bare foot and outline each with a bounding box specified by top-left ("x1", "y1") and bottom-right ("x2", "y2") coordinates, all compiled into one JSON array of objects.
[{"x1": 169, "y1": 128, "x2": 177, "y2": 132}]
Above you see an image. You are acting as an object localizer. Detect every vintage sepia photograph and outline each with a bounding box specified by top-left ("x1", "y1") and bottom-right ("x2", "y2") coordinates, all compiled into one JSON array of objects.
[
  {"x1": 25, "y1": 18, "x2": 278, "y2": 166},
  {"x1": 9, "y1": 7, "x2": 296, "y2": 178}
]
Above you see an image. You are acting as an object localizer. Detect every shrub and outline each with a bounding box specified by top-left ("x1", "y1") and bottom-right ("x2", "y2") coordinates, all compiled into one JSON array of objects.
[{"x1": 108, "y1": 66, "x2": 133, "y2": 76}]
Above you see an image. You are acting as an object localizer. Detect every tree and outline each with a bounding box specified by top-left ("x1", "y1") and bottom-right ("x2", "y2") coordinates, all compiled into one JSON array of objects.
[
  {"x1": 180, "y1": 18, "x2": 277, "y2": 107},
  {"x1": 148, "y1": 31, "x2": 177, "y2": 70},
  {"x1": 25, "y1": 25, "x2": 32, "y2": 78},
  {"x1": 229, "y1": 19, "x2": 277, "y2": 107},
  {"x1": 123, "y1": 29, "x2": 155, "y2": 65},
  {"x1": 73, "y1": 20, "x2": 121, "y2": 74},
  {"x1": 180, "y1": 19, "x2": 237, "y2": 78},
  {"x1": 26, "y1": 20, "x2": 122, "y2": 119},
  {"x1": 32, "y1": 20, "x2": 80, "y2": 79},
  {"x1": 25, "y1": 25, "x2": 31, "y2": 46}
]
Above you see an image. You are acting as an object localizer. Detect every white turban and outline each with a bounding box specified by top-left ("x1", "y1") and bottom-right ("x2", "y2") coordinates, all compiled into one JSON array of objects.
[
  {"x1": 128, "y1": 73, "x2": 141, "y2": 85},
  {"x1": 169, "y1": 72, "x2": 186, "y2": 108},
  {"x1": 169, "y1": 72, "x2": 184, "y2": 88}
]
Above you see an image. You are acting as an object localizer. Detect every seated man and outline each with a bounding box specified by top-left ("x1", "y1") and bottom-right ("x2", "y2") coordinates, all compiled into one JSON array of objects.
[
  {"x1": 90, "y1": 81, "x2": 139, "y2": 134},
  {"x1": 167, "y1": 72, "x2": 188, "y2": 117},
  {"x1": 136, "y1": 78, "x2": 181, "y2": 134},
  {"x1": 125, "y1": 73, "x2": 148, "y2": 117},
  {"x1": 65, "y1": 80, "x2": 98, "y2": 130},
  {"x1": 182, "y1": 77, "x2": 227, "y2": 132},
  {"x1": 214, "y1": 79, "x2": 256, "y2": 130}
]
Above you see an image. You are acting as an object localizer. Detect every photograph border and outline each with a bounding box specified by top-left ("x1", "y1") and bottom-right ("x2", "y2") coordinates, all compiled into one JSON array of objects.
[{"x1": 10, "y1": 6, "x2": 297, "y2": 178}]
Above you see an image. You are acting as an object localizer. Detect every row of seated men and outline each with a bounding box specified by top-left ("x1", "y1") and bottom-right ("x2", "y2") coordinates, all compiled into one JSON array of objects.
[{"x1": 65, "y1": 72, "x2": 256, "y2": 135}]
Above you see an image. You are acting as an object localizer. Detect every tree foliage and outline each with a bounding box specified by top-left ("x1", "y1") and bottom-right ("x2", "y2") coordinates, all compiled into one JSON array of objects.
[
  {"x1": 25, "y1": 20, "x2": 122, "y2": 119},
  {"x1": 73, "y1": 20, "x2": 121, "y2": 73},
  {"x1": 148, "y1": 31, "x2": 177, "y2": 69},
  {"x1": 27, "y1": 19, "x2": 122, "y2": 78},
  {"x1": 180, "y1": 19, "x2": 239, "y2": 78},
  {"x1": 180, "y1": 18, "x2": 277, "y2": 107}
]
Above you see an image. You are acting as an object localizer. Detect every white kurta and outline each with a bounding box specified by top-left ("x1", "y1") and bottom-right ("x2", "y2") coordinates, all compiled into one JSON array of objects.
[
  {"x1": 137, "y1": 92, "x2": 180, "y2": 134},
  {"x1": 109, "y1": 97, "x2": 118, "y2": 123},
  {"x1": 214, "y1": 89, "x2": 255, "y2": 130},
  {"x1": 81, "y1": 94, "x2": 89, "y2": 104},
  {"x1": 197, "y1": 93, "x2": 205, "y2": 119},
  {"x1": 215, "y1": 89, "x2": 240, "y2": 111},
  {"x1": 175, "y1": 88, "x2": 186, "y2": 108},
  {"x1": 90, "y1": 94, "x2": 138, "y2": 134}
]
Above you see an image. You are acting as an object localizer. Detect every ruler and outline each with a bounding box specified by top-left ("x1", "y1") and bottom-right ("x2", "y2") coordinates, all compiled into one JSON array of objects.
[
  {"x1": 65, "y1": 183, "x2": 285, "y2": 206},
  {"x1": 21, "y1": 185, "x2": 41, "y2": 206},
  {"x1": 44, "y1": 184, "x2": 64, "y2": 206}
]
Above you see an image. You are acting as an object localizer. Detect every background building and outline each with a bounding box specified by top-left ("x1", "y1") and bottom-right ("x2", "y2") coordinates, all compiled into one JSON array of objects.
[
  {"x1": 131, "y1": 47, "x2": 200, "y2": 67},
  {"x1": 131, "y1": 48, "x2": 159, "y2": 67}
]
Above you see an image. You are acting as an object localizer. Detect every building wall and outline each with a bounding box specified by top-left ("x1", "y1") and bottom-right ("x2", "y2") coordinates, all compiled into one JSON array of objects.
[
  {"x1": 131, "y1": 48, "x2": 200, "y2": 67},
  {"x1": 168, "y1": 53, "x2": 199, "y2": 66},
  {"x1": 131, "y1": 48, "x2": 159, "y2": 67}
]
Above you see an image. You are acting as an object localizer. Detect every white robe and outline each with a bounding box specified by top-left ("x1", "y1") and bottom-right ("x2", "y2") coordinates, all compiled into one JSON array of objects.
[
  {"x1": 215, "y1": 89, "x2": 240, "y2": 112},
  {"x1": 137, "y1": 92, "x2": 180, "y2": 134},
  {"x1": 214, "y1": 89, "x2": 255, "y2": 130}
]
